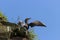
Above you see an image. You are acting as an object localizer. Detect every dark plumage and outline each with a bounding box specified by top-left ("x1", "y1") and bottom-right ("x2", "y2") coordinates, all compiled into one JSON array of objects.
[
  {"x1": 25, "y1": 18, "x2": 31, "y2": 24},
  {"x1": 28, "y1": 20, "x2": 46, "y2": 27},
  {"x1": 23, "y1": 18, "x2": 31, "y2": 29},
  {"x1": 24, "y1": 18, "x2": 46, "y2": 30},
  {"x1": 0, "y1": 21, "x2": 18, "y2": 27},
  {"x1": 0, "y1": 17, "x2": 46, "y2": 38}
]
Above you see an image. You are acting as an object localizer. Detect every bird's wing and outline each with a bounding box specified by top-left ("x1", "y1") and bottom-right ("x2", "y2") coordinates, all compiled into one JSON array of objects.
[
  {"x1": 28, "y1": 20, "x2": 46, "y2": 27},
  {"x1": 0, "y1": 21, "x2": 18, "y2": 27}
]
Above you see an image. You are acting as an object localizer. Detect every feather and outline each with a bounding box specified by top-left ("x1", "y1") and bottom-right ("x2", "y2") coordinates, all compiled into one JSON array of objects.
[
  {"x1": 28, "y1": 20, "x2": 46, "y2": 27},
  {"x1": 0, "y1": 21, "x2": 18, "y2": 27}
]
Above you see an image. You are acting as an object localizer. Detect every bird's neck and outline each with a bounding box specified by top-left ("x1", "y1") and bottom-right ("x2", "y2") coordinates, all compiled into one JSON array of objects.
[{"x1": 25, "y1": 21, "x2": 28, "y2": 24}]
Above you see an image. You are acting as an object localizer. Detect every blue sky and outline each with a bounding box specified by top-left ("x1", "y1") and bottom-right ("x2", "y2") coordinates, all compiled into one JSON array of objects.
[{"x1": 0, "y1": 0, "x2": 60, "y2": 40}]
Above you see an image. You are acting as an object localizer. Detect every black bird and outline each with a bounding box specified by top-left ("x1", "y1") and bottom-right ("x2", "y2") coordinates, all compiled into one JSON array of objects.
[
  {"x1": 0, "y1": 21, "x2": 18, "y2": 27},
  {"x1": 24, "y1": 18, "x2": 31, "y2": 29},
  {"x1": 24, "y1": 18, "x2": 46, "y2": 30}
]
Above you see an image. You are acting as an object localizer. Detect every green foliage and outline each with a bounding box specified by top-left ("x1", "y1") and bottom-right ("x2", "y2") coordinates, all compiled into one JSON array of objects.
[
  {"x1": 0, "y1": 12, "x2": 36, "y2": 40},
  {"x1": 0, "y1": 12, "x2": 8, "y2": 21},
  {"x1": 0, "y1": 12, "x2": 8, "y2": 32},
  {"x1": 19, "y1": 27, "x2": 36, "y2": 40},
  {"x1": 28, "y1": 30, "x2": 36, "y2": 40}
]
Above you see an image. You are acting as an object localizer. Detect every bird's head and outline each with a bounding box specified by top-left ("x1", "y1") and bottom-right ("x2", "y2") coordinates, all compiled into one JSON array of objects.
[{"x1": 25, "y1": 18, "x2": 31, "y2": 24}]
